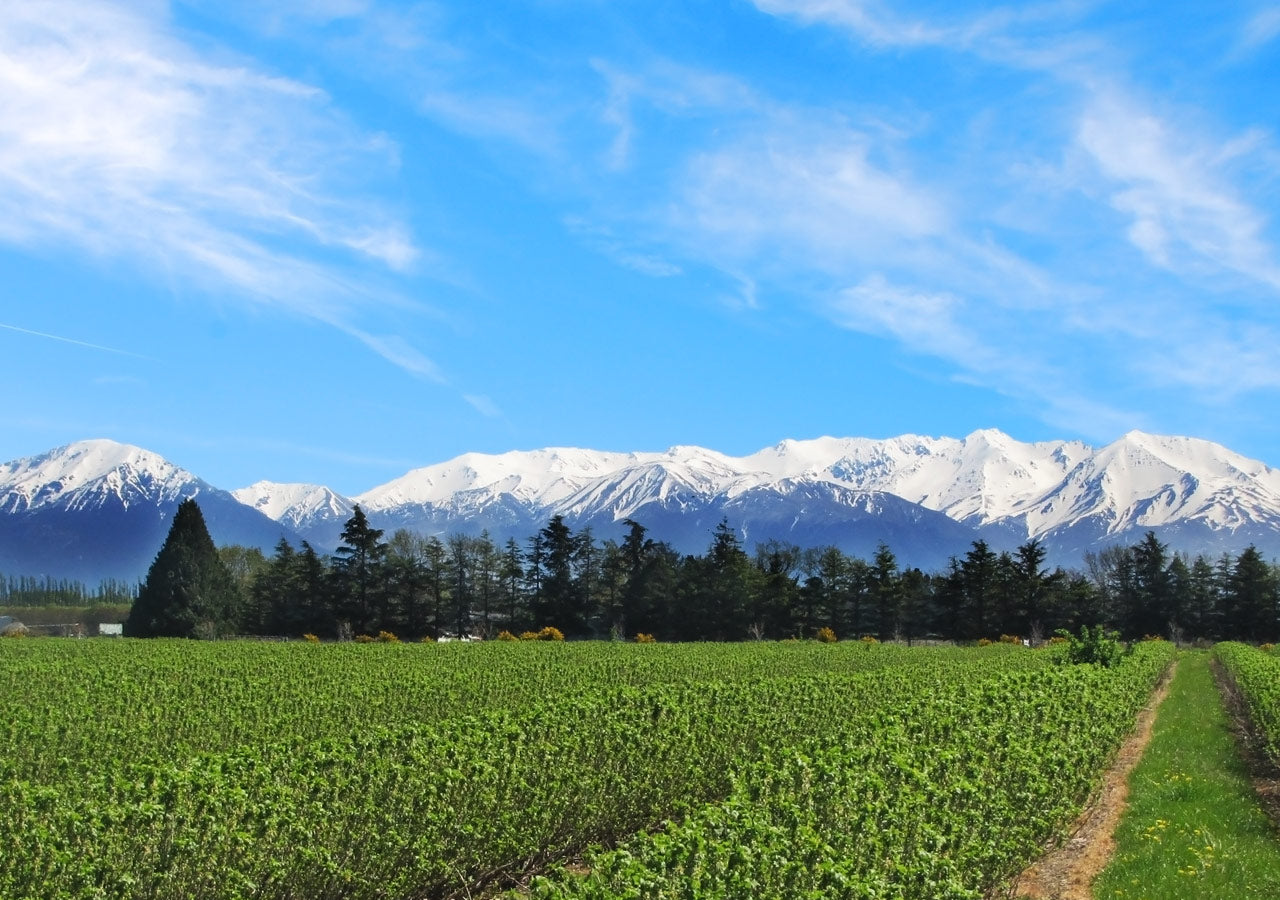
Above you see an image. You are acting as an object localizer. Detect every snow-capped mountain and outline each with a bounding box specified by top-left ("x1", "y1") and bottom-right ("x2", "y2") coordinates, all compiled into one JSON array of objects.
[
  {"x1": 3, "y1": 430, "x2": 1279, "y2": 581},
  {"x1": 1012, "y1": 432, "x2": 1280, "y2": 559},
  {"x1": 0, "y1": 441, "x2": 299, "y2": 581},
  {"x1": 240, "y1": 429, "x2": 1280, "y2": 566},
  {"x1": 0, "y1": 439, "x2": 194, "y2": 515},
  {"x1": 231, "y1": 482, "x2": 353, "y2": 550}
]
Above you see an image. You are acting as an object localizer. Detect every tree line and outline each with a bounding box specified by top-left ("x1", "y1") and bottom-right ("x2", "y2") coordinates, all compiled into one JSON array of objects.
[
  {"x1": 122, "y1": 500, "x2": 1280, "y2": 643},
  {"x1": 0, "y1": 574, "x2": 137, "y2": 608}
]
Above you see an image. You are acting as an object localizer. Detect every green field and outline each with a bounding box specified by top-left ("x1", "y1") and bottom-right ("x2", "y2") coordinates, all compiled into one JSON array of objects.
[
  {"x1": 1096, "y1": 650, "x2": 1280, "y2": 899},
  {"x1": 0, "y1": 637, "x2": 1181, "y2": 900}
]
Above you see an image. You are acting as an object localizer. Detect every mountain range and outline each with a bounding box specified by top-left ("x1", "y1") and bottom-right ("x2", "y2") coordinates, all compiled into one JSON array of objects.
[{"x1": 2, "y1": 430, "x2": 1279, "y2": 582}]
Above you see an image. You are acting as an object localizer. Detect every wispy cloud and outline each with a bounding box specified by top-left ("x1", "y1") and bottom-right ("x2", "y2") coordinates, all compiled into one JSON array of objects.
[
  {"x1": 1076, "y1": 91, "x2": 1280, "y2": 291},
  {"x1": 463, "y1": 393, "x2": 503, "y2": 419},
  {"x1": 0, "y1": 0, "x2": 443, "y2": 378},
  {"x1": 749, "y1": 0, "x2": 1088, "y2": 57},
  {"x1": 1239, "y1": 7, "x2": 1280, "y2": 53},
  {"x1": 563, "y1": 217, "x2": 683, "y2": 277},
  {"x1": 826, "y1": 274, "x2": 1141, "y2": 442},
  {"x1": 93, "y1": 374, "x2": 148, "y2": 387},
  {"x1": 670, "y1": 0, "x2": 1280, "y2": 442},
  {"x1": 348, "y1": 330, "x2": 446, "y2": 383},
  {"x1": 750, "y1": 0, "x2": 950, "y2": 48},
  {"x1": 830, "y1": 276, "x2": 977, "y2": 362},
  {"x1": 673, "y1": 126, "x2": 945, "y2": 269}
]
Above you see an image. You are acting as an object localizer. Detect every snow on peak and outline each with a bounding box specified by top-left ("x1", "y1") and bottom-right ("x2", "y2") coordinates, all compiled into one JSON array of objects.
[
  {"x1": 355, "y1": 446, "x2": 655, "y2": 511},
  {"x1": 13, "y1": 430, "x2": 1276, "y2": 555},
  {"x1": 0, "y1": 439, "x2": 200, "y2": 513},
  {"x1": 1022, "y1": 432, "x2": 1280, "y2": 536},
  {"x1": 231, "y1": 481, "x2": 353, "y2": 528}
]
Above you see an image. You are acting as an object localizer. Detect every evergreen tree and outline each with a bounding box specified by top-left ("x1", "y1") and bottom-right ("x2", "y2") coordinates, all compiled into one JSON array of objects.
[
  {"x1": 897, "y1": 567, "x2": 933, "y2": 643},
  {"x1": 498, "y1": 537, "x2": 526, "y2": 631},
  {"x1": 252, "y1": 538, "x2": 298, "y2": 635},
  {"x1": 472, "y1": 532, "x2": 501, "y2": 637},
  {"x1": 532, "y1": 515, "x2": 590, "y2": 634},
  {"x1": 753, "y1": 540, "x2": 802, "y2": 638},
  {"x1": 954, "y1": 540, "x2": 999, "y2": 639},
  {"x1": 124, "y1": 499, "x2": 241, "y2": 638},
  {"x1": 1227, "y1": 546, "x2": 1279, "y2": 642},
  {"x1": 870, "y1": 542, "x2": 903, "y2": 639},
  {"x1": 386, "y1": 529, "x2": 433, "y2": 638},
  {"x1": 422, "y1": 536, "x2": 449, "y2": 638},
  {"x1": 1126, "y1": 531, "x2": 1171, "y2": 638},
  {"x1": 1009, "y1": 539, "x2": 1056, "y2": 638},
  {"x1": 618, "y1": 520, "x2": 652, "y2": 635},
  {"x1": 331, "y1": 506, "x2": 389, "y2": 635},
  {"x1": 1185, "y1": 555, "x2": 1220, "y2": 639},
  {"x1": 684, "y1": 520, "x2": 756, "y2": 640},
  {"x1": 293, "y1": 541, "x2": 332, "y2": 636},
  {"x1": 446, "y1": 533, "x2": 484, "y2": 639}
]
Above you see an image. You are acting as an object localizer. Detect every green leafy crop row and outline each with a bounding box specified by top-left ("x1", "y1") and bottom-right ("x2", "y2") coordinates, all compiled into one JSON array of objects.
[
  {"x1": 0, "y1": 639, "x2": 1169, "y2": 900},
  {"x1": 1214, "y1": 641, "x2": 1280, "y2": 766}
]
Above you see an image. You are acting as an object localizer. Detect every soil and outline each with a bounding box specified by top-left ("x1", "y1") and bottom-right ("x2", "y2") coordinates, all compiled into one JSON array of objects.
[
  {"x1": 1007, "y1": 659, "x2": 1177, "y2": 900},
  {"x1": 1211, "y1": 658, "x2": 1280, "y2": 832}
]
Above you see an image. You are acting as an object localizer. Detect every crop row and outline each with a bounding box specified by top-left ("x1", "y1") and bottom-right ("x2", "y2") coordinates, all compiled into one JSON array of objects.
[
  {"x1": 0, "y1": 639, "x2": 1045, "y2": 783},
  {"x1": 1214, "y1": 641, "x2": 1280, "y2": 766},
  {"x1": 527, "y1": 641, "x2": 1174, "y2": 900},
  {"x1": 0, "y1": 643, "x2": 1075, "y2": 900}
]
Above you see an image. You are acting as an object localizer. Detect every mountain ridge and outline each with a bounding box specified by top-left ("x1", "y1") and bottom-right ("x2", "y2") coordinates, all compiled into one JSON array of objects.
[{"x1": 3, "y1": 430, "x2": 1278, "y2": 580}]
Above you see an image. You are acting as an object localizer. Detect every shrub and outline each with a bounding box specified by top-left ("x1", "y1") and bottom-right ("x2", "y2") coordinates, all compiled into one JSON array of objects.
[
  {"x1": 376, "y1": 631, "x2": 400, "y2": 644},
  {"x1": 1261, "y1": 643, "x2": 1276, "y2": 653},
  {"x1": 977, "y1": 638, "x2": 993, "y2": 647},
  {"x1": 419, "y1": 634, "x2": 436, "y2": 643},
  {"x1": 998, "y1": 634, "x2": 1019, "y2": 644},
  {"x1": 859, "y1": 635, "x2": 879, "y2": 645},
  {"x1": 302, "y1": 633, "x2": 320, "y2": 643},
  {"x1": 635, "y1": 632, "x2": 656, "y2": 644},
  {"x1": 538, "y1": 626, "x2": 565, "y2": 642},
  {"x1": 815, "y1": 626, "x2": 837, "y2": 643},
  {"x1": 1056, "y1": 624, "x2": 1125, "y2": 667},
  {"x1": 518, "y1": 631, "x2": 541, "y2": 641},
  {"x1": 496, "y1": 630, "x2": 518, "y2": 642},
  {"x1": 353, "y1": 634, "x2": 375, "y2": 643}
]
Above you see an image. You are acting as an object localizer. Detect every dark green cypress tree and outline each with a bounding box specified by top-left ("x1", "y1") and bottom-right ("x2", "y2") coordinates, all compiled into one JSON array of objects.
[
  {"x1": 331, "y1": 506, "x2": 389, "y2": 635},
  {"x1": 124, "y1": 498, "x2": 241, "y2": 638}
]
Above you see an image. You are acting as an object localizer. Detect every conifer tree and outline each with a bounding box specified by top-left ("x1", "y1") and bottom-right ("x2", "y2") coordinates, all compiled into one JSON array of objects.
[
  {"x1": 331, "y1": 505, "x2": 389, "y2": 635},
  {"x1": 124, "y1": 498, "x2": 241, "y2": 638}
]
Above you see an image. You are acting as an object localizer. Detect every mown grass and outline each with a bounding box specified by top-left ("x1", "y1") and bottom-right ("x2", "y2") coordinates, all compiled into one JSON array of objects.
[{"x1": 1094, "y1": 651, "x2": 1280, "y2": 899}]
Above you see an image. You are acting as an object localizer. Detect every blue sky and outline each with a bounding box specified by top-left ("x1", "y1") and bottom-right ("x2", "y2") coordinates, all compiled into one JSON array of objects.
[{"x1": 1, "y1": 0, "x2": 1278, "y2": 495}]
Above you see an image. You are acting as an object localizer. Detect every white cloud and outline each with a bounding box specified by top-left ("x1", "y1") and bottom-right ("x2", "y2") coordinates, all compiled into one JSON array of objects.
[
  {"x1": 827, "y1": 274, "x2": 1140, "y2": 443},
  {"x1": 830, "y1": 276, "x2": 972, "y2": 359},
  {"x1": 349, "y1": 331, "x2": 446, "y2": 383},
  {"x1": 1240, "y1": 7, "x2": 1280, "y2": 52},
  {"x1": 0, "y1": 0, "x2": 440, "y2": 372},
  {"x1": 676, "y1": 129, "x2": 944, "y2": 268},
  {"x1": 750, "y1": 0, "x2": 948, "y2": 48},
  {"x1": 463, "y1": 393, "x2": 503, "y2": 418},
  {"x1": 1076, "y1": 92, "x2": 1280, "y2": 291},
  {"x1": 563, "y1": 216, "x2": 683, "y2": 278}
]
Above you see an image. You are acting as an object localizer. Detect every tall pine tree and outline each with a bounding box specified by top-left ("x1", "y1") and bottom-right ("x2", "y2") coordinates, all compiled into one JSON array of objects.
[
  {"x1": 124, "y1": 499, "x2": 241, "y2": 638},
  {"x1": 331, "y1": 506, "x2": 389, "y2": 636}
]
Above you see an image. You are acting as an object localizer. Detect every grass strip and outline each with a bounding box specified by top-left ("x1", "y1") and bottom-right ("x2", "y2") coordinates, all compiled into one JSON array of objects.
[{"x1": 1093, "y1": 651, "x2": 1280, "y2": 899}]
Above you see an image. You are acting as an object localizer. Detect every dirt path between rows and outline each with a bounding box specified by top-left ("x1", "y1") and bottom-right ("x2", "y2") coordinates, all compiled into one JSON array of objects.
[{"x1": 1008, "y1": 659, "x2": 1177, "y2": 900}]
